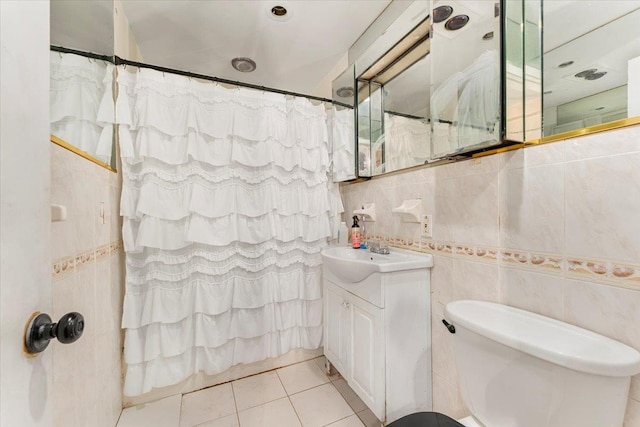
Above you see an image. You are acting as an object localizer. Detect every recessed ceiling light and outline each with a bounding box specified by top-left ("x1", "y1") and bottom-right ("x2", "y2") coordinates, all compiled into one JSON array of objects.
[
  {"x1": 336, "y1": 87, "x2": 354, "y2": 98},
  {"x1": 445, "y1": 15, "x2": 469, "y2": 31},
  {"x1": 231, "y1": 57, "x2": 256, "y2": 73},
  {"x1": 585, "y1": 71, "x2": 607, "y2": 80},
  {"x1": 558, "y1": 60, "x2": 574, "y2": 68},
  {"x1": 433, "y1": 5, "x2": 453, "y2": 23},
  {"x1": 575, "y1": 69, "x2": 598, "y2": 78},
  {"x1": 271, "y1": 5, "x2": 287, "y2": 17},
  {"x1": 482, "y1": 31, "x2": 494, "y2": 40}
]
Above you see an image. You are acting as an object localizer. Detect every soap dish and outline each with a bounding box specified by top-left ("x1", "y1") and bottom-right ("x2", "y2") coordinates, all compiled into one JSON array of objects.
[{"x1": 392, "y1": 199, "x2": 422, "y2": 223}]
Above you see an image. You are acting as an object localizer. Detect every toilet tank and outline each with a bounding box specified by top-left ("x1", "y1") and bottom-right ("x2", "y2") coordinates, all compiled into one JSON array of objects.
[{"x1": 445, "y1": 300, "x2": 640, "y2": 427}]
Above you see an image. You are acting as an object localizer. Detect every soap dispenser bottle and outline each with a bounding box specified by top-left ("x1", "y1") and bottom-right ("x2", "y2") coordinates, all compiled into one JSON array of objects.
[{"x1": 351, "y1": 216, "x2": 361, "y2": 249}]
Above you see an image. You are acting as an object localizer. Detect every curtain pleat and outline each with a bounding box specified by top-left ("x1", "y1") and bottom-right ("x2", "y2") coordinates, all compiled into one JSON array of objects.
[
  {"x1": 50, "y1": 51, "x2": 114, "y2": 164},
  {"x1": 118, "y1": 67, "x2": 338, "y2": 396}
]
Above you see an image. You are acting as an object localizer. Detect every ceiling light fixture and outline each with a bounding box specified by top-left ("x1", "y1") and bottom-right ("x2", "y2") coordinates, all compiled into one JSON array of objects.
[
  {"x1": 558, "y1": 60, "x2": 574, "y2": 68},
  {"x1": 585, "y1": 71, "x2": 607, "y2": 80},
  {"x1": 575, "y1": 69, "x2": 598, "y2": 78},
  {"x1": 231, "y1": 57, "x2": 257, "y2": 73},
  {"x1": 445, "y1": 15, "x2": 469, "y2": 31},
  {"x1": 271, "y1": 5, "x2": 287, "y2": 17},
  {"x1": 336, "y1": 87, "x2": 354, "y2": 98},
  {"x1": 433, "y1": 5, "x2": 453, "y2": 23}
]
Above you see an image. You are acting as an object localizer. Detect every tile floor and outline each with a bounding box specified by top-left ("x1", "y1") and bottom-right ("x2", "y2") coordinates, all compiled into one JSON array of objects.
[{"x1": 117, "y1": 357, "x2": 382, "y2": 427}]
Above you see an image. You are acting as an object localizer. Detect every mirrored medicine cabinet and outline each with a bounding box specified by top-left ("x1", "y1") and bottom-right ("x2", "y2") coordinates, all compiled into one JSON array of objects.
[
  {"x1": 331, "y1": 0, "x2": 640, "y2": 181},
  {"x1": 50, "y1": 0, "x2": 117, "y2": 171}
]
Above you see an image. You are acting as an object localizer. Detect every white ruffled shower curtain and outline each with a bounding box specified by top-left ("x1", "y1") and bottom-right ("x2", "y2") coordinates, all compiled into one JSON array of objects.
[{"x1": 116, "y1": 67, "x2": 341, "y2": 396}]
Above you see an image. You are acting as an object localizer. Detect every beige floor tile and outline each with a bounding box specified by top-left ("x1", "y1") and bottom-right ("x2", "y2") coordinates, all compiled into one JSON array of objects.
[
  {"x1": 325, "y1": 415, "x2": 365, "y2": 427},
  {"x1": 237, "y1": 397, "x2": 301, "y2": 427},
  {"x1": 233, "y1": 371, "x2": 287, "y2": 411},
  {"x1": 356, "y1": 408, "x2": 382, "y2": 427},
  {"x1": 277, "y1": 360, "x2": 330, "y2": 395},
  {"x1": 180, "y1": 383, "x2": 237, "y2": 427},
  {"x1": 289, "y1": 383, "x2": 353, "y2": 427},
  {"x1": 195, "y1": 414, "x2": 239, "y2": 427},
  {"x1": 332, "y1": 379, "x2": 367, "y2": 413},
  {"x1": 117, "y1": 395, "x2": 181, "y2": 427}
]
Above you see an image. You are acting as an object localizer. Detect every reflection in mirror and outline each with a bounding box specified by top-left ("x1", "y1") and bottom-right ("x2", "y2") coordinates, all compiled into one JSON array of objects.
[
  {"x1": 51, "y1": 0, "x2": 114, "y2": 55},
  {"x1": 331, "y1": 66, "x2": 356, "y2": 182},
  {"x1": 542, "y1": 1, "x2": 640, "y2": 137},
  {"x1": 357, "y1": 14, "x2": 430, "y2": 177},
  {"x1": 430, "y1": 0, "x2": 501, "y2": 158},
  {"x1": 50, "y1": 50, "x2": 115, "y2": 167},
  {"x1": 382, "y1": 55, "x2": 430, "y2": 174},
  {"x1": 50, "y1": 0, "x2": 116, "y2": 170}
]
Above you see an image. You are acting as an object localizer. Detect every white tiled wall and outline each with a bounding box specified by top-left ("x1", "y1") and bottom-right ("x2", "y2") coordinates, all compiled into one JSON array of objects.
[
  {"x1": 51, "y1": 144, "x2": 124, "y2": 427},
  {"x1": 340, "y1": 124, "x2": 640, "y2": 425}
]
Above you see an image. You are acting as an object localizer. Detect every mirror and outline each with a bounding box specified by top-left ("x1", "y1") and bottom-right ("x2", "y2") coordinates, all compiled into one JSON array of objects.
[
  {"x1": 50, "y1": 0, "x2": 116, "y2": 170},
  {"x1": 331, "y1": 66, "x2": 357, "y2": 182},
  {"x1": 430, "y1": 0, "x2": 502, "y2": 158},
  {"x1": 542, "y1": 1, "x2": 640, "y2": 137}
]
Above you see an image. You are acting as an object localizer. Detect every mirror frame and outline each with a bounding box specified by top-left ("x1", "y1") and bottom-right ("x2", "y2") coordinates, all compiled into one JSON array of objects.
[{"x1": 50, "y1": 45, "x2": 117, "y2": 172}]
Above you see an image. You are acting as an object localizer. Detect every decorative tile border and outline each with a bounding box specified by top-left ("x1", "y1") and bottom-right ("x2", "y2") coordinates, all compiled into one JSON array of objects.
[
  {"x1": 567, "y1": 258, "x2": 640, "y2": 291},
  {"x1": 362, "y1": 233, "x2": 640, "y2": 290},
  {"x1": 52, "y1": 240, "x2": 123, "y2": 279}
]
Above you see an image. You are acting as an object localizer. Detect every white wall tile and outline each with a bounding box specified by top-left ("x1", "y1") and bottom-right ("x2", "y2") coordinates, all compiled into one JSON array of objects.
[
  {"x1": 565, "y1": 152, "x2": 640, "y2": 263},
  {"x1": 564, "y1": 125, "x2": 640, "y2": 162},
  {"x1": 451, "y1": 172, "x2": 499, "y2": 246},
  {"x1": 499, "y1": 164, "x2": 564, "y2": 253},
  {"x1": 451, "y1": 259, "x2": 500, "y2": 302},
  {"x1": 564, "y1": 279, "x2": 640, "y2": 354},
  {"x1": 500, "y1": 142, "x2": 565, "y2": 170},
  {"x1": 432, "y1": 372, "x2": 468, "y2": 420},
  {"x1": 499, "y1": 268, "x2": 564, "y2": 320},
  {"x1": 624, "y1": 398, "x2": 640, "y2": 427}
]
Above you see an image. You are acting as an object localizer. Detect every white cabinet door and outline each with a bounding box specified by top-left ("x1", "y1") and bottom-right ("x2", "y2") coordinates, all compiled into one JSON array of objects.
[
  {"x1": 348, "y1": 296, "x2": 385, "y2": 421},
  {"x1": 324, "y1": 283, "x2": 351, "y2": 375}
]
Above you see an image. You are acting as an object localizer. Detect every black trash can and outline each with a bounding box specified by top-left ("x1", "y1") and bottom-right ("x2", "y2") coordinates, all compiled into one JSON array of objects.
[{"x1": 386, "y1": 412, "x2": 464, "y2": 427}]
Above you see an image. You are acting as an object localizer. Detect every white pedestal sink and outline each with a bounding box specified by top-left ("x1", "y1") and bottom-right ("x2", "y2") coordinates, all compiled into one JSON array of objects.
[{"x1": 321, "y1": 246, "x2": 433, "y2": 425}]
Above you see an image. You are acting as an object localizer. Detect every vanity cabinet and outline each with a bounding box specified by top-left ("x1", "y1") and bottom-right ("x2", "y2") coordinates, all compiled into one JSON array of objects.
[
  {"x1": 325, "y1": 282, "x2": 385, "y2": 416},
  {"x1": 323, "y1": 258, "x2": 432, "y2": 425}
]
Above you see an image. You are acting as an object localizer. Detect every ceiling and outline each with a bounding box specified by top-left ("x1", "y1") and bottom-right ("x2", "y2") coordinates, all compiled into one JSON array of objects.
[
  {"x1": 119, "y1": 0, "x2": 391, "y2": 94},
  {"x1": 543, "y1": 1, "x2": 640, "y2": 111}
]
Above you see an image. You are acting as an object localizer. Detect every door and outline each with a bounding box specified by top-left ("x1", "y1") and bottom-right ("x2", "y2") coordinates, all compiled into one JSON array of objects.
[
  {"x1": 1, "y1": 2, "x2": 53, "y2": 426},
  {"x1": 349, "y1": 295, "x2": 385, "y2": 421},
  {"x1": 324, "y1": 282, "x2": 351, "y2": 375}
]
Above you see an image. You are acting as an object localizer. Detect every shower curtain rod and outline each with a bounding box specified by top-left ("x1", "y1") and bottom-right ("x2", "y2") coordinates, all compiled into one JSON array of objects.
[
  {"x1": 50, "y1": 45, "x2": 114, "y2": 63},
  {"x1": 114, "y1": 56, "x2": 335, "y2": 105}
]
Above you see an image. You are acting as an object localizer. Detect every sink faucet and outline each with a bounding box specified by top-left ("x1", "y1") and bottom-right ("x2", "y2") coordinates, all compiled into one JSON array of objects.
[{"x1": 369, "y1": 241, "x2": 390, "y2": 255}]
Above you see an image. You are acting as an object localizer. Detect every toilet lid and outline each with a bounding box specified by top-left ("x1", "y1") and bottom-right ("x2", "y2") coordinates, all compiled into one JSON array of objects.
[{"x1": 387, "y1": 412, "x2": 464, "y2": 427}]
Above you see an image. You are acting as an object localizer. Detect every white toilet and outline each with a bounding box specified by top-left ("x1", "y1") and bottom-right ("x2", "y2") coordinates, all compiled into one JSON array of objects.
[
  {"x1": 445, "y1": 300, "x2": 640, "y2": 427},
  {"x1": 388, "y1": 300, "x2": 640, "y2": 427}
]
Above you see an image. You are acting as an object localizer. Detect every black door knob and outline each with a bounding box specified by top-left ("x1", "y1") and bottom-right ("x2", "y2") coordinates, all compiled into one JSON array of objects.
[{"x1": 24, "y1": 312, "x2": 85, "y2": 354}]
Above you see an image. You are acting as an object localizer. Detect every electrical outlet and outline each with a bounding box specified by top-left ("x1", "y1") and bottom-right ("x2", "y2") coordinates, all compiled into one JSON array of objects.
[{"x1": 421, "y1": 214, "x2": 433, "y2": 238}]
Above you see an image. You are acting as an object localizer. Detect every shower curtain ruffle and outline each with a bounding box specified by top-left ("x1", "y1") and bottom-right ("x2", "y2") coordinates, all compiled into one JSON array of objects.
[
  {"x1": 124, "y1": 326, "x2": 323, "y2": 396},
  {"x1": 118, "y1": 67, "x2": 335, "y2": 396},
  {"x1": 50, "y1": 51, "x2": 115, "y2": 164}
]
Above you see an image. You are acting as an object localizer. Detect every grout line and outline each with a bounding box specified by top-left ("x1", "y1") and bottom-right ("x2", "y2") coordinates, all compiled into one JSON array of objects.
[{"x1": 229, "y1": 381, "x2": 241, "y2": 427}]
